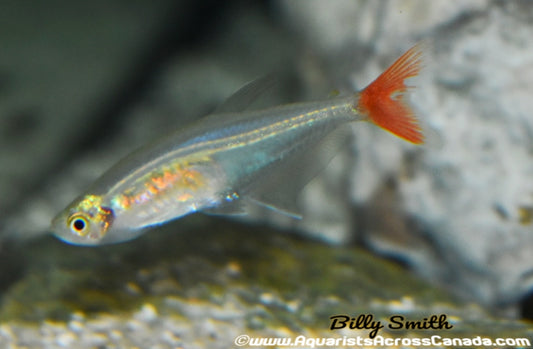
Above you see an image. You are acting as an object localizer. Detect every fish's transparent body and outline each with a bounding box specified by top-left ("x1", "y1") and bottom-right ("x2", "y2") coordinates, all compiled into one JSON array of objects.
[{"x1": 51, "y1": 43, "x2": 423, "y2": 245}]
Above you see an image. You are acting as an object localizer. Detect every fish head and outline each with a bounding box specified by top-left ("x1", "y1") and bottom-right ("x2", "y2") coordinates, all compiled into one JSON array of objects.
[{"x1": 51, "y1": 194, "x2": 115, "y2": 245}]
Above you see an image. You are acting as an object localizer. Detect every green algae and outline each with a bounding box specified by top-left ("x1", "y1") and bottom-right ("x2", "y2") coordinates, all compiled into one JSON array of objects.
[{"x1": 0, "y1": 215, "x2": 531, "y2": 342}]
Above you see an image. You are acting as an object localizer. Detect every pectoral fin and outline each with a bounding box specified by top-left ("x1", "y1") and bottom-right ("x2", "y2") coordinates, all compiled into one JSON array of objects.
[{"x1": 200, "y1": 197, "x2": 247, "y2": 216}]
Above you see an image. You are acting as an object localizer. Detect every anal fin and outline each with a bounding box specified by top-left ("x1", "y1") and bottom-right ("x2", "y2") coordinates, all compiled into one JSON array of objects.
[{"x1": 244, "y1": 126, "x2": 352, "y2": 220}]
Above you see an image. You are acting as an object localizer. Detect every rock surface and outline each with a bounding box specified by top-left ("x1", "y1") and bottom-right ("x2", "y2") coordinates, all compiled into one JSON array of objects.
[{"x1": 0, "y1": 217, "x2": 531, "y2": 348}]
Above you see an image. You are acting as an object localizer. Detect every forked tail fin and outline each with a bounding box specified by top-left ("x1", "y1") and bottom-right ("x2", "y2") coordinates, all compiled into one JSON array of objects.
[{"x1": 358, "y1": 43, "x2": 424, "y2": 144}]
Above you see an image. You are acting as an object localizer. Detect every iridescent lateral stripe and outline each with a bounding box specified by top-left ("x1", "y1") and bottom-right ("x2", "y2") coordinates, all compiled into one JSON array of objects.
[
  {"x1": 112, "y1": 102, "x2": 352, "y2": 194},
  {"x1": 171, "y1": 104, "x2": 350, "y2": 157}
]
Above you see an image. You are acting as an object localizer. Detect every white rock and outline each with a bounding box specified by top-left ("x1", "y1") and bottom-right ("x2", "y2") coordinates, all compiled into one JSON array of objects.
[
  {"x1": 134, "y1": 303, "x2": 159, "y2": 323},
  {"x1": 279, "y1": 0, "x2": 533, "y2": 307}
]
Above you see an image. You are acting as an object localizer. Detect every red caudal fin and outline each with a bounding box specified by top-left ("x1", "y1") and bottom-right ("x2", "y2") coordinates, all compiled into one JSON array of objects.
[{"x1": 358, "y1": 43, "x2": 424, "y2": 144}]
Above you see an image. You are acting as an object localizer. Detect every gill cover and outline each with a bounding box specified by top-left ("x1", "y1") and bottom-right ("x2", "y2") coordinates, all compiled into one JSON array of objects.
[{"x1": 55, "y1": 195, "x2": 114, "y2": 244}]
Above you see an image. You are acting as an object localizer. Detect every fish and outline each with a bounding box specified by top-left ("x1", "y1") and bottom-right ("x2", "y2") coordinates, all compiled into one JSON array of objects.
[{"x1": 51, "y1": 43, "x2": 424, "y2": 245}]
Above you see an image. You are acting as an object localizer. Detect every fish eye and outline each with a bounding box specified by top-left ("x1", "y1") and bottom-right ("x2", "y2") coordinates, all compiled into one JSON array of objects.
[{"x1": 68, "y1": 214, "x2": 89, "y2": 236}]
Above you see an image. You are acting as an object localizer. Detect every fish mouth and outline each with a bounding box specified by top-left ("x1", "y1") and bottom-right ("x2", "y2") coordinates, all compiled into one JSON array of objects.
[{"x1": 49, "y1": 213, "x2": 66, "y2": 237}]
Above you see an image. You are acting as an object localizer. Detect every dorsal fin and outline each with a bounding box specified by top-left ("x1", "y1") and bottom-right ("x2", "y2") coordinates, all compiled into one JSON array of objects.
[{"x1": 215, "y1": 74, "x2": 279, "y2": 113}]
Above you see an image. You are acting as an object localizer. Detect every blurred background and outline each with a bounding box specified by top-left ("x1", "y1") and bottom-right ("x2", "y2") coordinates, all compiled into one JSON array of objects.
[{"x1": 1, "y1": 0, "x2": 532, "y2": 347}]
